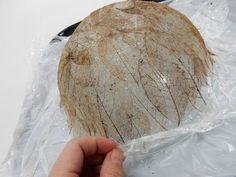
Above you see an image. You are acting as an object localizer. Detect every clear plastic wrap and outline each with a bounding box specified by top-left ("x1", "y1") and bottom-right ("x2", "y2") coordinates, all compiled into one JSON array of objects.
[{"x1": 1, "y1": 0, "x2": 236, "y2": 176}]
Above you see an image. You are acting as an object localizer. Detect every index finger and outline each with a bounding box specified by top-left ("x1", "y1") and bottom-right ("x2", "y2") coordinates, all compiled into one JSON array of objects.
[{"x1": 74, "y1": 136, "x2": 118, "y2": 156}]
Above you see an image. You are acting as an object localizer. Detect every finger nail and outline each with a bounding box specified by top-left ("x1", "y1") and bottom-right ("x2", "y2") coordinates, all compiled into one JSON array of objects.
[{"x1": 110, "y1": 148, "x2": 124, "y2": 166}]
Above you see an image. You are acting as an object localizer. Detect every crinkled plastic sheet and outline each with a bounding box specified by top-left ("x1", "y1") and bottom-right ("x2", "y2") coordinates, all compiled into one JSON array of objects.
[{"x1": 1, "y1": 0, "x2": 236, "y2": 176}]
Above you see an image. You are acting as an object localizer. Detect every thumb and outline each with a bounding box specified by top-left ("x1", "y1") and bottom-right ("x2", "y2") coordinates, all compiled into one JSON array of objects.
[{"x1": 100, "y1": 148, "x2": 124, "y2": 177}]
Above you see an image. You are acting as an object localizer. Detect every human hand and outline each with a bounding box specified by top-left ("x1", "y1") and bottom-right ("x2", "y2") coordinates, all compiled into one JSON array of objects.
[{"x1": 48, "y1": 136, "x2": 124, "y2": 177}]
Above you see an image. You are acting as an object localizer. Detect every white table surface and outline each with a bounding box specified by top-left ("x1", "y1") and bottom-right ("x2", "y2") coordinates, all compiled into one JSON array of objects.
[{"x1": 0, "y1": 0, "x2": 119, "y2": 164}]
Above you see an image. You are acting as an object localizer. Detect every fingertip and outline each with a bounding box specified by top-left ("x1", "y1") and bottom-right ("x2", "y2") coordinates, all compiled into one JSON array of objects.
[
  {"x1": 110, "y1": 148, "x2": 124, "y2": 167},
  {"x1": 73, "y1": 136, "x2": 119, "y2": 156},
  {"x1": 96, "y1": 136, "x2": 118, "y2": 145},
  {"x1": 100, "y1": 148, "x2": 125, "y2": 177},
  {"x1": 94, "y1": 136, "x2": 119, "y2": 154}
]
